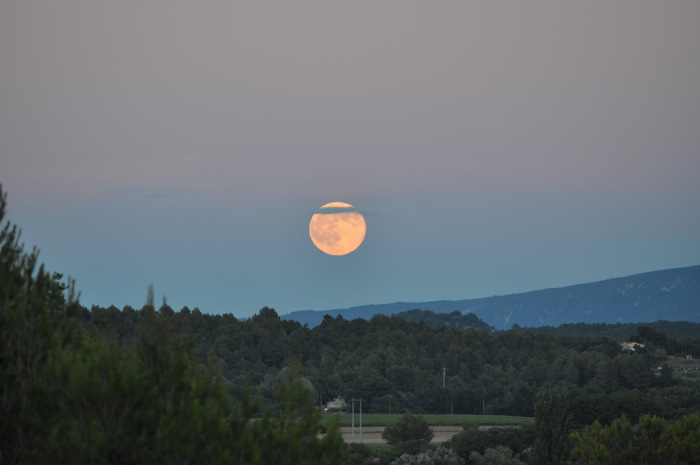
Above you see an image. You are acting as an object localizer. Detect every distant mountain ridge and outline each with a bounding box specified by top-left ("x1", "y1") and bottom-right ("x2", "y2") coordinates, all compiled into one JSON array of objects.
[{"x1": 282, "y1": 265, "x2": 700, "y2": 330}]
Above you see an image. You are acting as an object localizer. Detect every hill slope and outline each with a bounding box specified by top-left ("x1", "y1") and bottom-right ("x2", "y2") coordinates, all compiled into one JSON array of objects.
[{"x1": 282, "y1": 265, "x2": 700, "y2": 330}]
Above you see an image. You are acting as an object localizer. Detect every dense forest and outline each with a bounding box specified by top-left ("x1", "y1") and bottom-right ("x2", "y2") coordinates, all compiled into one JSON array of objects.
[
  {"x1": 79, "y1": 302, "x2": 700, "y2": 429},
  {"x1": 2, "y1": 184, "x2": 699, "y2": 465}
]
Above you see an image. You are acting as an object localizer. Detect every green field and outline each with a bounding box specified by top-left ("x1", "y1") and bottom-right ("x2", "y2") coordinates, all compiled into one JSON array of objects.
[
  {"x1": 665, "y1": 355, "x2": 700, "y2": 370},
  {"x1": 326, "y1": 413, "x2": 534, "y2": 427}
]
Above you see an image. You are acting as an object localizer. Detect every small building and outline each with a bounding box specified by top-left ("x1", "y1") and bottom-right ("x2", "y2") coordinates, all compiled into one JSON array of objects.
[
  {"x1": 621, "y1": 341, "x2": 645, "y2": 352},
  {"x1": 325, "y1": 397, "x2": 347, "y2": 411}
]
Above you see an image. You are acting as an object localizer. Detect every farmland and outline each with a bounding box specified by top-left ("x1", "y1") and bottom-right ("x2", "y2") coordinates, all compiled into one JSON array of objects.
[
  {"x1": 329, "y1": 413, "x2": 534, "y2": 428},
  {"x1": 327, "y1": 414, "x2": 533, "y2": 445},
  {"x1": 664, "y1": 355, "x2": 700, "y2": 381}
]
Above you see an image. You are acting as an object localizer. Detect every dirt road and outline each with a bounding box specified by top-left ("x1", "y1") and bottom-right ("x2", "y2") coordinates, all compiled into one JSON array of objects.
[{"x1": 339, "y1": 426, "x2": 463, "y2": 445}]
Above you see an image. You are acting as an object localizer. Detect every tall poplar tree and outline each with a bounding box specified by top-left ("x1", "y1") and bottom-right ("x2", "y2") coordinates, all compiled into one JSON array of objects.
[{"x1": 533, "y1": 389, "x2": 571, "y2": 465}]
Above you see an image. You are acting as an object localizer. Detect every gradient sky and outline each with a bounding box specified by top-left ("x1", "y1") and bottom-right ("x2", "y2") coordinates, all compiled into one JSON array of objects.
[{"x1": 2, "y1": 1, "x2": 699, "y2": 319}]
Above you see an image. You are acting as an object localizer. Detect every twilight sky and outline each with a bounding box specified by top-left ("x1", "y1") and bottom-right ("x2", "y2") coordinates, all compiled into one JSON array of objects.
[{"x1": 2, "y1": 1, "x2": 699, "y2": 319}]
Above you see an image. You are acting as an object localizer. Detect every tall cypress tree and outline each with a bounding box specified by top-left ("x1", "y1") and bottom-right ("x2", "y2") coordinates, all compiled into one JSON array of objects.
[{"x1": 533, "y1": 389, "x2": 571, "y2": 465}]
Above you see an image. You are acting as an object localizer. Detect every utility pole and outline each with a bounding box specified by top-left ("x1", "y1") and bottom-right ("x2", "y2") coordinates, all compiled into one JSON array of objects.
[
  {"x1": 351, "y1": 400, "x2": 354, "y2": 443},
  {"x1": 442, "y1": 367, "x2": 446, "y2": 388},
  {"x1": 351, "y1": 399, "x2": 363, "y2": 443}
]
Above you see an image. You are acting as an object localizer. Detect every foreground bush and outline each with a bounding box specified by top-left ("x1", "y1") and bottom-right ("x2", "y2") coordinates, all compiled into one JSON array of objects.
[
  {"x1": 382, "y1": 413, "x2": 434, "y2": 455},
  {"x1": 569, "y1": 413, "x2": 700, "y2": 465}
]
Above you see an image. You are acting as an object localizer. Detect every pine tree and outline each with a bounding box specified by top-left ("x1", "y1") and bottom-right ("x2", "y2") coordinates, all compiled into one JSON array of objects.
[{"x1": 0, "y1": 185, "x2": 80, "y2": 464}]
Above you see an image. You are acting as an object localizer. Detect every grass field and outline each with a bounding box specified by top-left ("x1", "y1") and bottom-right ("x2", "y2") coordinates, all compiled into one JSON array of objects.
[
  {"x1": 665, "y1": 356, "x2": 700, "y2": 382},
  {"x1": 326, "y1": 413, "x2": 534, "y2": 428}
]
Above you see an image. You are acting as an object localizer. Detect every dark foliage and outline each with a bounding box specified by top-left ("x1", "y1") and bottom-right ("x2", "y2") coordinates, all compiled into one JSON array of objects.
[
  {"x1": 73, "y1": 301, "x2": 700, "y2": 429},
  {"x1": 569, "y1": 413, "x2": 700, "y2": 465},
  {"x1": 446, "y1": 426, "x2": 535, "y2": 465},
  {"x1": 381, "y1": 413, "x2": 434, "y2": 455},
  {"x1": 533, "y1": 389, "x2": 571, "y2": 465},
  {"x1": 395, "y1": 309, "x2": 493, "y2": 331}
]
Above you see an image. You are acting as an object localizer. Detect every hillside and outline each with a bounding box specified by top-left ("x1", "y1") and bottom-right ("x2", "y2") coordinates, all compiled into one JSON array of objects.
[
  {"x1": 395, "y1": 309, "x2": 494, "y2": 331},
  {"x1": 282, "y1": 265, "x2": 700, "y2": 329}
]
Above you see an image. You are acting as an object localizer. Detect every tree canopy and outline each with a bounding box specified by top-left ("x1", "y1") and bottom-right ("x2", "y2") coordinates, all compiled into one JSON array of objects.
[{"x1": 382, "y1": 413, "x2": 434, "y2": 455}]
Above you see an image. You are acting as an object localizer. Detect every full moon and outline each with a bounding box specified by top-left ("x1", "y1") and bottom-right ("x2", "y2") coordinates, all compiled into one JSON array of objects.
[{"x1": 309, "y1": 202, "x2": 367, "y2": 256}]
